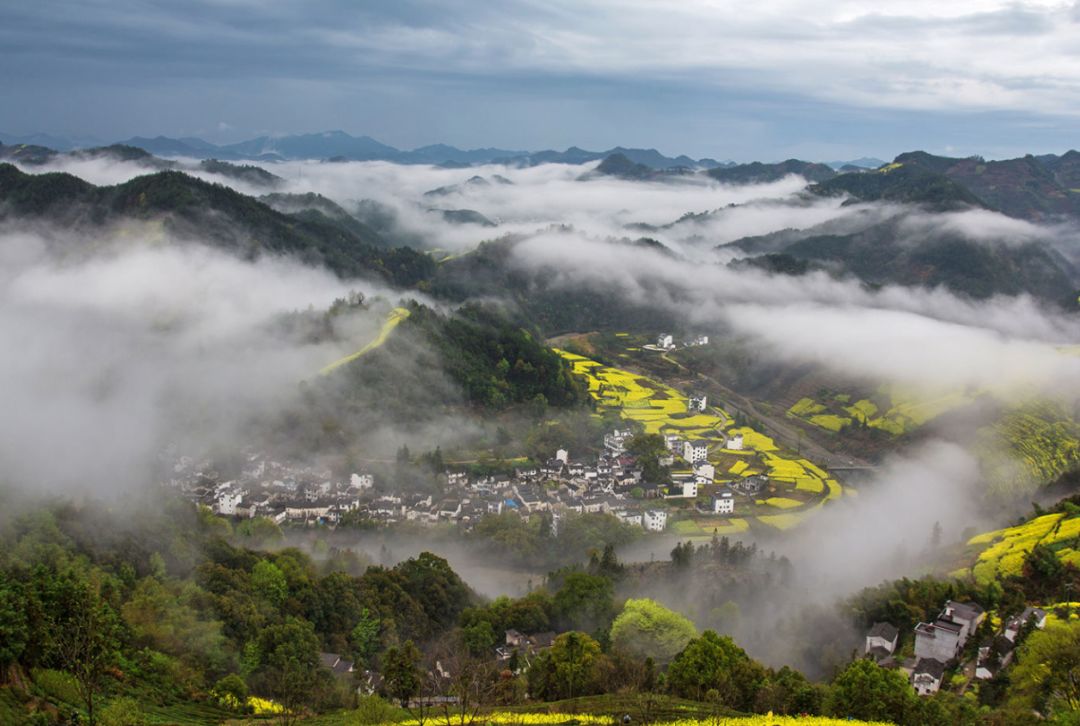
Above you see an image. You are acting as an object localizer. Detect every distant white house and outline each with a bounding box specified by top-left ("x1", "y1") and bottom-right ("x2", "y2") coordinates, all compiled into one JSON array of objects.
[
  {"x1": 657, "y1": 334, "x2": 675, "y2": 350},
  {"x1": 694, "y1": 463, "x2": 715, "y2": 485},
  {"x1": 688, "y1": 393, "x2": 707, "y2": 412},
  {"x1": 351, "y1": 473, "x2": 374, "y2": 490},
  {"x1": 667, "y1": 476, "x2": 697, "y2": 499},
  {"x1": 683, "y1": 440, "x2": 709, "y2": 464},
  {"x1": 664, "y1": 434, "x2": 683, "y2": 453},
  {"x1": 556, "y1": 448, "x2": 569, "y2": 464},
  {"x1": 687, "y1": 335, "x2": 709, "y2": 347},
  {"x1": 713, "y1": 491, "x2": 735, "y2": 515},
  {"x1": 644, "y1": 510, "x2": 668, "y2": 532},
  {"x1": 215, "y1": 488, "x2": 243, "y2": 516},
  {"x1": 865, "y1": 623, "x2": 899, "y2": 662},
  {"x1": 1004, "y1": 607, "x2": 1047, "y2": 642},
  {"x1": 726, "y1": 433, "x2": 744, "y2": 451}
]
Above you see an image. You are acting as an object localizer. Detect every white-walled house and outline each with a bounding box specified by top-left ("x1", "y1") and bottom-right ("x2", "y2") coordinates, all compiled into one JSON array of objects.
[
  {"x1": 657, "y1": 334, "x2": 674, "y2": 350},
  {"x1": 215, "y1": 489, "x2": 243, "y2": 516},
  {"x1": 713, "y1": 492, "x2": 735, "y2": 514},
  {"x1": 1004, "y1": 607, "x2": 1047, "y2": 642},
  {"x1": 726, "y1": 433, "x2": 744, "y2": 451},
  {"x1": 694, "y1": 462, "x2": 715, "y2": 484},
  {"x1": 556, "y1": 449, "x2": 569, "y2": 464},
  {"x1": 350, "y1": 473, "x2": 374, "y2": 490},
  {"x1": 865, "y1": 623, "x2": 899, "y2": 662},
  {"x1": 911, "y1": 659, "x2": 946, "y2": 696},
  {"x1": 688, "y1": 394, "x2": 707, "y2": 412},
  {"x1": 664, "y1": 434, "x2": 682, "y2": 453},
  {"x1": 683, "y1": 440, "x2": 709, "y2": 464},
  {"x1": 644, "y1": 510, "x2": 668, "y2": 532}
]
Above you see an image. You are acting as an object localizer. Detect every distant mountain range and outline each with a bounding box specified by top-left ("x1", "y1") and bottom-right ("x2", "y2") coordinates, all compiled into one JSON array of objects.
[{"x1": 0, "y1": 129, "x2": 739, "y2": 169}]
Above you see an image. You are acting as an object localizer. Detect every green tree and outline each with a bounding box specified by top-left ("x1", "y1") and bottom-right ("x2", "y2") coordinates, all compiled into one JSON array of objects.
[
  {"x1": 251, "y1": 560, "x2": 288, "y2": 608},
  {"x1": 666, "y1": 630, "x2": 764, "y2": 710},
  {"x1": 50, "y1": 578, "x2": 122, "y2": 726},
  {"x1": 1008, "y1": 621, "x2": 1080, "y2": 716},
  {"x1": 548, "y1": 631, "x2": 602, "y2": 700},
  {"x1": 212, "y1": 674, "x2": 249, "y2": 711},
  {"x1": 98, "y1": 697, "x2": 147, "y2": 726},
  {"x1": 350, "y1": 608, "x2": 382, "y2": 666},
  {"x1": 610, "y1": 598, "x2": 697, "y2": 663},
  {"x1": 0, "y1": 576, "x2": 28, "y2": 668},
  {"x1": 253, "y1": 617, "x2": 321, "y2": 725},
  {"x1": 553, "y1": 572, "x2": 615, "y2": 633},
  {"x1": 382, "y1": 640, "x2": 422, "y2": 707},
  {"x1": 825, "y1": 658, "x2": 917, "y2": 724}
]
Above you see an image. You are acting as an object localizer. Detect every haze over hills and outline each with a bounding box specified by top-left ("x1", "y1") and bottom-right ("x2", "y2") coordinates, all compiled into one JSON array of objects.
[
  {"x1": 0, "y1": 129, "x2": 736, "y2": 168},
  {"x1": 4, "y1": 131, "x2": 1080, "y2": 726}
]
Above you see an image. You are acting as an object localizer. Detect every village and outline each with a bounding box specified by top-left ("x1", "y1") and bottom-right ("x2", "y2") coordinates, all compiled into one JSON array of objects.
[
  {"x1": 159, "y1": 409, "x2": 766, "y2": 536},
  {"x1": 863, "y1": 600, "x2": 1048, "y2": 697}
]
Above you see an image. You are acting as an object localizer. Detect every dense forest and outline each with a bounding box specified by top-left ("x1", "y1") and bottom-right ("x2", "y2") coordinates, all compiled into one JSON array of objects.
[
  {"x1": 0, "y1": 164, "x2": 433, "y2": 287},
  {"x1": 2, "y1": 490, "x2": 1079, "y2": 725}
]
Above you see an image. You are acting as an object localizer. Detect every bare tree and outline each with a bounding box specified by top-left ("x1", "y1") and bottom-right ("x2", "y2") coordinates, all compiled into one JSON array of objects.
[
  {"x1": 50, "y1": 582, "x2": 120, "y2": 726},
  {"x1": 430, "y1": 631, "x2": 499, "y2": 726}
]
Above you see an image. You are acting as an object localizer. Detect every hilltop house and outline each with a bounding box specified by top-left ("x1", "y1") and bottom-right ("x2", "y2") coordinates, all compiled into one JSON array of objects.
[
  {"x1": 865, "y1": 623, "x2": 899, "y2": 663},
  {"x1": 976, "y1": 635, "x2": 1016, "y2": 680},
  {"x1": 914, "y1": 600, "x2": 984, "y2": 663},
  {"x1": 726, "y1": 433, "x2": 744, "y2": 451},
  {"x1": 657, "y1": 334, "x2": 675, "y2": 350},
  {"x1": 319, "y1": 652, "x2": 355, "y2": 678},
  {"x1": 689, "y1": 393, "x2": 707, "y2": 412},
  {"x1": 1004, "y1": 607, "x2": 1047, "y2": 642}
]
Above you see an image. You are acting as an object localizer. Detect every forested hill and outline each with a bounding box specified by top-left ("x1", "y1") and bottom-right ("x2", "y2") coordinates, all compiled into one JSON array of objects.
[
  {"x1": 0, "y1": 163, "x2": 434, "y2": 287},
  {"x1": 813, "y1": 150, "x2": 1080, "y2": 221},
  {"x1": 722, "y1": 211, "x2": 1079, "y2": 302},
  {"x1": 310, "y1": 301, "x2": 587, "y2": 429}
]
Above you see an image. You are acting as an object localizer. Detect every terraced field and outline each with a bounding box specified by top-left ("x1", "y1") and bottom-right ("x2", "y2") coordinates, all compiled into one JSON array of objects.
[
  {"x1": 556, "y1": 350, "x2": 846, "y2": 532},
  {"x1": 959, "y1": 511, "x2": 1080, "y2": 585},
  {"x1": 786, "y1": 387, "x2": 972, "y2": 436},
  {"x1": 975, "y1": 403, "x2": 1080, "y2": 498}
]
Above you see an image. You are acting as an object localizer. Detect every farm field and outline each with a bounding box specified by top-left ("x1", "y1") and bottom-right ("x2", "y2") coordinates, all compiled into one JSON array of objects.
[
  {"x1": 556, "y1": 350, "x2": 847, "y2": 532},
  {"x1": 958, "y1": 510, "x2": 1080, "y2": 585},
  {"x1": 319, "y1": 306, "x2": 411, "y2": 375},
  {"x1": 786, "y1": 387, "x2": 973, "y2": 436},
  {"x1": 975, "y1": 403, "x2": 1080, "y2": 498}
]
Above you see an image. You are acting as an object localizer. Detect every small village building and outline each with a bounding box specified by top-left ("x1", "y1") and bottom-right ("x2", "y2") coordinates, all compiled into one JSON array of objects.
[
  {"x1": 1004, "y1": 607, "x2": 1047, "y2": 642},
  {"x1": 865, "y1": 623, "x2": 900, "y2": 662},
  {"x1": 643, "y1": 510, "x2": 668, "y2": 532},
  {"x1": 351, "y1": 472, "x2": 375, "y2": 489},
  {"x1": 683, "y1": 440, "x2": 709, "y2": 464},
  {"x1": 688, "y1": 393, "x2": 707, "y2": 412},
  {"x1": 911, "y1": 658, "x2": 946, "y2": 696},
  {"x1": 713, "y1": 491, "x2": 735, "y2": 515},
  {"x1": 726, "y1": 433, "x2": 744, "y2": 450},
  {"x1": 976, "y1": 635, "x2": 1015, "y2": 680},
  {"x1": 657, "y1": 334, "x2": 674, "y2": 349}
]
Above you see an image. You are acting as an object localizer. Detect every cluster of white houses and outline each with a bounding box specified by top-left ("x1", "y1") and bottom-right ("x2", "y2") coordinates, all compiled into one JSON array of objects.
[
  {"x1": 655, "y1": 333, "x2": 710, "y2": 351},
  {"x1": 865, "y1": 602, "x2": 1047, "y2": 695},
  {"x1": 162, "y1": 421, "x2": 759, "y2": 533}
]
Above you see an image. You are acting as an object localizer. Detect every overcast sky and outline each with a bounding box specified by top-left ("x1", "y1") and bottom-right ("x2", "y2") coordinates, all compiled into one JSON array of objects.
[{"x1": 3, "y1": 0, "x2": 1080, "y2": 161}]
